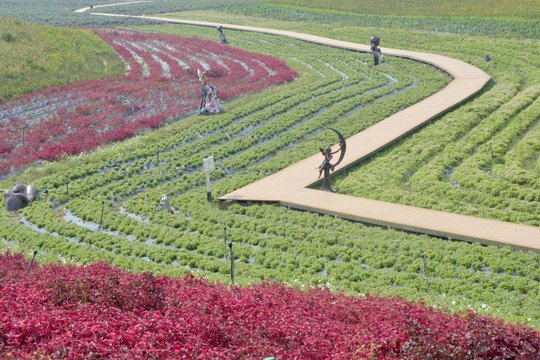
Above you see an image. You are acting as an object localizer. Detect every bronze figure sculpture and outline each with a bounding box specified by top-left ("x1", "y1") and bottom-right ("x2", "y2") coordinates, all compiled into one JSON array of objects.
[
  {"x1": 370, "y1": 36, "x2": 380, "y2": 52},
  {"x1": 4, "y1": 184, "x2": 37, "y2": 211},
  {"x1": 370, "y1": 36, "x2": 381, "y2": 65},
  {"x1": 318, "y1": 128, "x2": 346, "y2": 192},
  {"x1": 198, "y1": 69, "x2": 223, "y2": 115},
  {"x1": 217, "y1": 25, "x2": 228, "y2": 45}
]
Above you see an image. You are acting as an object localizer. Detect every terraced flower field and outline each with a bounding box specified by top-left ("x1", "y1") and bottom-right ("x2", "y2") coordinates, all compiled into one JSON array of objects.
[
  {"x1": 2, "y1": 17, "x2": 539, "y2": 329},
  {"x1": 0, "y1": 0, "x2": 539, "y2": 339},
  {"x1": 0, "y1": 28, "x2": 296, "y2": 176}
]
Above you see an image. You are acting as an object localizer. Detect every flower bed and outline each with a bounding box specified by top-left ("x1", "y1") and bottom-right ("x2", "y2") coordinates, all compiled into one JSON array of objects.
[
  {"x1": 1, "y1": 252, "x2": 538, "y2": 359},
  {"x1": 0, "y1": 28, "x2": 297, "y2": 176}
]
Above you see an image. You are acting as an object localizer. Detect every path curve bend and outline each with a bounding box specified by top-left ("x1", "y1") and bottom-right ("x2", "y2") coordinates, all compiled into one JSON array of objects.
[{"x1": 81, "y1": 10, "x2": 540, "y2": 251}]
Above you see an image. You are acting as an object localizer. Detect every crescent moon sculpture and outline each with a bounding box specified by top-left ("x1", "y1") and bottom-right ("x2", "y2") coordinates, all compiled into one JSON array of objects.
[{"x1": 318, "y1": 128, "x2": 347, "y2": 192}]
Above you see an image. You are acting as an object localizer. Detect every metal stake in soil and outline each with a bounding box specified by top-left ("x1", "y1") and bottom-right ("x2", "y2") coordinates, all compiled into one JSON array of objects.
[
  {"x1": 229, "y1": 242, "x2": 234, "y2": 286},
  {"x1": 224, "y1": 226, "x2": 228, "y2": 260},
  {"x1": 99, "y1": 200, "x2": 105, "y2": 230},
  {"x1": 65, "y1": 175, "x2": 69, "y2": 201},
  {"x1": 26, "y1": 250, "x2": 37, "y2": 276},
  {"x1": 421, "y1": 254, "x2": 430, "y2": 294},
  {"x1": 203, "y1": 156, "x2": 214, "y2": 202}
]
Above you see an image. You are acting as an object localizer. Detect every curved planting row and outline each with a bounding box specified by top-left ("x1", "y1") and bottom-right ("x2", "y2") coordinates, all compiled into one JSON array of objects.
[
  {"x1": 1, "y1": 252, "x2": 538, "y2": 359},
  {"x1": 0, "y1": 28, "x2": 297, "y2": 176}
]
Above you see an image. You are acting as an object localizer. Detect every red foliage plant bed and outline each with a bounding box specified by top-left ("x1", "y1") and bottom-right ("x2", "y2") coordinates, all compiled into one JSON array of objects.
[
  {"x1": 0, "y1": 29, "x2": 297, "y2": 176},
  {"x1": 0, "y1": 252, "x2": 538, "y2": 359}
]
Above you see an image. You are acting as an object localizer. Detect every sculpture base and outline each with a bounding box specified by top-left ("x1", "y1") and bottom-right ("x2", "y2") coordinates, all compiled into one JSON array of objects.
[
  {"x1": 320, "y1": 185, "x2": 337, "y2": 193},
  {"x1": 198, "y1": 107, "x2": 224, "y2": 116}
]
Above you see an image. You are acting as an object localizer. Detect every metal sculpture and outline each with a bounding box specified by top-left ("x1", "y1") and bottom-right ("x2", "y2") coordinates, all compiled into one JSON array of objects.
[
  {"x1": 3, "y1": 184, "x2": 37, "y2": 211},
  {"x1": 370, "y1": 36, "x2": 381, "y2": 65},
  {"x1": 157, "y1": 194, "x2": 175, "y2": 214},
  {"x1": 485, "y1": 54, "x2": 495, "y2": 69},
  {"x1": 318, "y1": 128, "x2": 346, "y2": 192},
  {"x1": 217, "y1": 25, "x2": 228, "y2": 45},
  {"x1": 198, "y1": 69, "x2": 223, "y2": 115}
]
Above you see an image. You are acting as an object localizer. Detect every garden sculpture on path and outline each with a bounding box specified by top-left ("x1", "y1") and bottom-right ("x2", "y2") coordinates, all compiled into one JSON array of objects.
[
  {"x1": 217, "y1": 25, "x2": 228, "y2": 44},
  {"x1": 3, "y1": 184, "x2": 39, "y2": 211},
  {"x1": 370, "y1": 36, "x2": 382, "y2": 65},
  {"x1": 318, "y1": 128, "x2": 346, "y2": 192},
  {"x1": 198, "y1": 69, "x2": 223, "y2": 115}
]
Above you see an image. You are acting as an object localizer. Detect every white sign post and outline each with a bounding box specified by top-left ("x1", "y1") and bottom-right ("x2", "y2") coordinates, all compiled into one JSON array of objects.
[{"x1": 203, "y1": 156, "x2": 215, "y2": 201}]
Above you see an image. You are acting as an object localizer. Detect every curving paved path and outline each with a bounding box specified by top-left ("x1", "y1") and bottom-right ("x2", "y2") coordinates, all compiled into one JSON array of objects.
[{"x1": 81, "y1": 9, "x2": 540, "y2": 251}]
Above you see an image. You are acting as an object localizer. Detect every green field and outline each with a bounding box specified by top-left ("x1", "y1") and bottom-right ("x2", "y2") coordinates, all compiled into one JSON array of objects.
[
  {"x1": 1, "y1": 2, "x2": 539, "y2": 329},
  {"x1": 0, "y1": 17, "x2": 124, "y2": 101},
  {"x1": 269, "y1": 0, "x2": 540, "y2": 18},
  {"x1": 0, "y1": 0, "x2": 258, "y2": 26}
]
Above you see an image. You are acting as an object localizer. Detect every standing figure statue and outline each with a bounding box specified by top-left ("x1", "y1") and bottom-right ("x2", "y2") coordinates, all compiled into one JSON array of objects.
[
  {"x1": 217, "y1": 25, "x2": 228, "y2": 45},
  {"x1": 198, "y1": 69, "x2": 222, "y2": 115},
  {"x1": 370, "y1": 36, "x2": 382, "y2": 66},
  {"x1": 370, "y1": 36, "x2": 380, "y2": 52},
  {"x1": 318, "y1": 128, "x2": 347, "y2": 192}
]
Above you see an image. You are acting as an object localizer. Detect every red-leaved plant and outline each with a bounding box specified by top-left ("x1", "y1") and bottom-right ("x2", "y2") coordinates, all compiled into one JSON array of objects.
[
  {"x1": 0, "y1": 29, "x2": 298, "y2": 176},
  {"x1": 0, "y1": 252, "x2": 538, "y2": 359}
]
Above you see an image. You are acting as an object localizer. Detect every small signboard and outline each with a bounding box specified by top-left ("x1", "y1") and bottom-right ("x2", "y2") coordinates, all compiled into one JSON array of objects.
[{"x1": 203, "y1": 156, "x2": 215, "y2": 172}]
